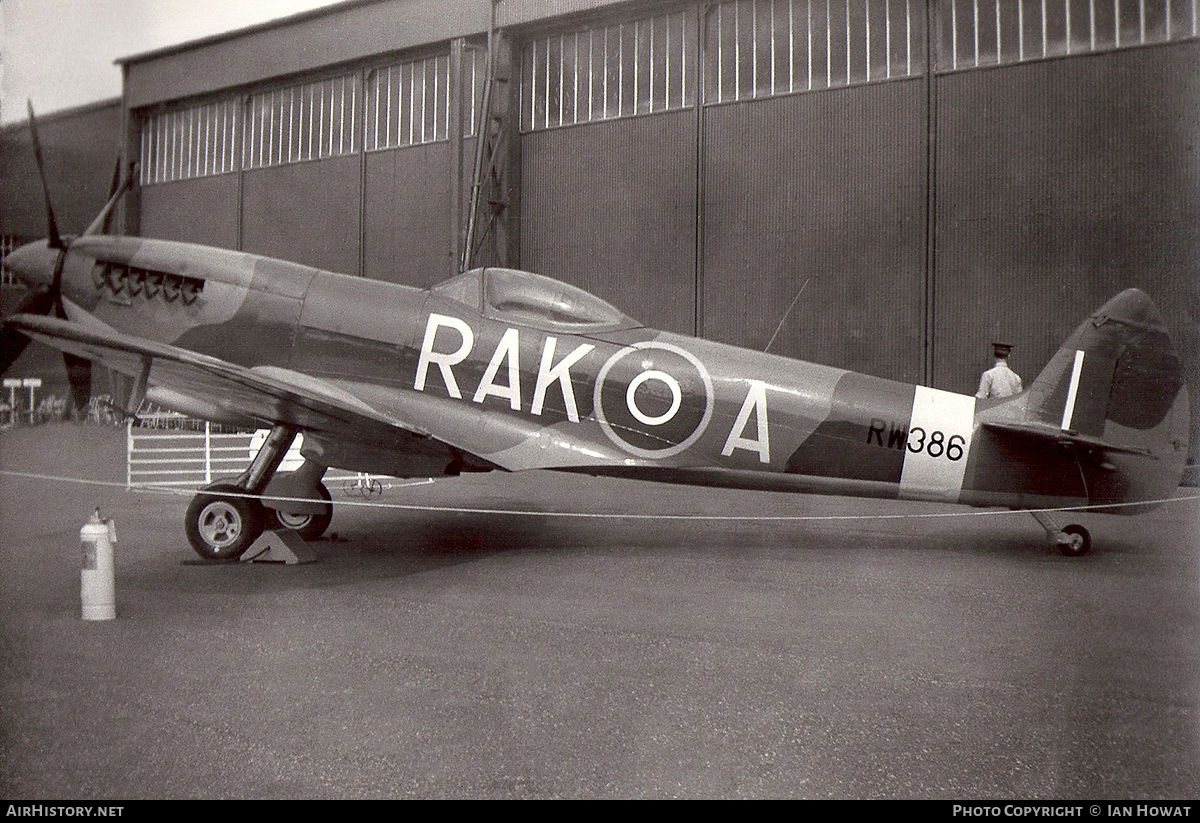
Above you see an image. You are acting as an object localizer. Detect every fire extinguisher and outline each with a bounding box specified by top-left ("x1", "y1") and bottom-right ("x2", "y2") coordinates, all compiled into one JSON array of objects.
[{"x1": 79, "y1": 509, "x2": 116, "y2": 621}]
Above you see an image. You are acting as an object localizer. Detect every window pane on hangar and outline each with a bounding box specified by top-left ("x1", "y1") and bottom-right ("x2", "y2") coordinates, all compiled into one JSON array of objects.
[
  {"x1": 141, "y1": 99, "x2": 240, "y2": 186},
  {"x1": 521, "y1": 10, "x2": 695, "y2": 132},
  {"x1": 560, "y1": 34, "x2": 578, "y2": 124},
  {"x1": 1168, "y1": 0, "x2": 1199, "y2": 38},
  {"x1": 704, "y1": 0, "x2": 924, "y2": 102},
  {"x1": 619, "y1": 23, "x2": 635, "y2": 115},
  {"x1": 547, "y1": 35, "x2": 563, "y2": 125},
  {"x1": 365, "y1": 53, "x2": 466, "y2": 152},
  {"x1": 938, "y1": 0, "x2": 1196, "y2": 70},
  {"x1": 1142, "y1": 0, "x2": 1170, "y2": 42},
  {"x1": 865, "y1": 0, "x2": 893, "y2": 79},
  {"x1": 635, "y1": 19, "x2": 653, "y2": 113},
  {"x1": 244, "y1": 74, "x2": 360, "y2": 170}
]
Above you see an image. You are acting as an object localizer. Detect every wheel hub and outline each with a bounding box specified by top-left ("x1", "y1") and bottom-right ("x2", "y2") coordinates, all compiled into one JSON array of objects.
[
  {"x1": 276, "y1": 511, "x2": 314, "y2": 529},
  {"x1": 199, "y1": 501, "x2": 243, "y2": 549}
]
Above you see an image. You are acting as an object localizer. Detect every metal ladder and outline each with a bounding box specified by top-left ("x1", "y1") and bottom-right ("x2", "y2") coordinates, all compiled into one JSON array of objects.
[{"x1": 462, "y1": 0, "x2": 513, "y2": 272}]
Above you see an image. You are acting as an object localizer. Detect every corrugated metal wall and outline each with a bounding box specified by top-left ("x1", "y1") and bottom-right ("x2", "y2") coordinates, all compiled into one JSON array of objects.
[
  {"x1": 701, "y1": 79, "x2": 928, "y2": 382},
  {"x1": 140, "y1": 176, "x2": 239, "y2": 248},
  {"x1": 241, "y1": 156, "x2": 362, "y2": 274},
  {"x1": 364, "y1": 142, "x2": 452, "y2": 286},
  {"x1": 520, "y1": 112, "x2": 699, "y2": 335}
]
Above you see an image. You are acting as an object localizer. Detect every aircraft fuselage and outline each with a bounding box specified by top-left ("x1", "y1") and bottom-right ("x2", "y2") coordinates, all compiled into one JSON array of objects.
[{"x1": 31, "y1": 235, "x2": 1188, "y2": 514}]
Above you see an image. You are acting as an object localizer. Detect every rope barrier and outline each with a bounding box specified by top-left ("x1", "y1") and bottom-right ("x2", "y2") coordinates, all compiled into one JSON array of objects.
[{"x1": 1, "y1": 467, "x2": 1197, "y2": 523}]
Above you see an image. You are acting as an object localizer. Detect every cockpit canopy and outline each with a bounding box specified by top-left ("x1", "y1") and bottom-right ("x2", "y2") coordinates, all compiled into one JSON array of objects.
[{"x1": 431, "y1": 267, "x2": 640, "y2": 333}]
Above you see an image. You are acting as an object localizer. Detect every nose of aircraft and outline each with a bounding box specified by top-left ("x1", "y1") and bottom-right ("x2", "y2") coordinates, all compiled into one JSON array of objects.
[{"x1": 2, "y1": 241, "x2": 59, "y2": 290}]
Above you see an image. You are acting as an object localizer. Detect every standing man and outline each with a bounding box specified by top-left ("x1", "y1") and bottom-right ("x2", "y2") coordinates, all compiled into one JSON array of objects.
[{"x1": 976, "y1": 342, "x2": 1023, "y2": 399}]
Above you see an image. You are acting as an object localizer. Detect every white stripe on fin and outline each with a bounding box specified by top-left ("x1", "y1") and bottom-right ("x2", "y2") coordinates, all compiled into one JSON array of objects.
[{"x1": 1060, "y1": 350, "x2": 1085, "y2": 431}]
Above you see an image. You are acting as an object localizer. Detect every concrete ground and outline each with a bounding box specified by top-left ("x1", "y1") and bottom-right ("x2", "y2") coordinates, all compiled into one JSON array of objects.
[{"x1": 1, "y1": 423, "x2": 1197, "y2": 799}]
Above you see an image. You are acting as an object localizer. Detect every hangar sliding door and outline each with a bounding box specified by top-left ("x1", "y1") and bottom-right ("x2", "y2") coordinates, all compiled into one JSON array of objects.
[
  {"x1": 138, "y1": 100, "x2": 240, "y2": 249},
  {"x1": 362, "y1": 54, "x2": 468, "y2": 287},
  {"x1": 242, "y1": 157, "x2": 361, "y2": 275},
  {"x1": 699, "y1": 0, "x2": 929, "y2": 382},
  {"x1": 363, "y1": 143, "x2": 451, "y2": 286},
  {"x1": 701, "y1": 83, "x2": 927, "y2": 383},
  {"x1": 141, "y1": 177, "x2": 240, "y2": 250},
  {"x1": 517, "y1": 1, "x2": 930, "y2": 378},
  {"x1": 518, "y1": 11, "x2": 700, "y2": 336},
  {"x1": 239, "y1": 75, "x2": 362, "y2": 276}
]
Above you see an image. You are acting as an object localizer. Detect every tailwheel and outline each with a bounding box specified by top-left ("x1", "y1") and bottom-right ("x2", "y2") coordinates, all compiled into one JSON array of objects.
[
  {"x1": 1056, "y1": 524, "x2": 1091, "y2": 557},
  {"x1": 269, "y1": 482, "x2": 333, "y2": 541},
  {"x1": 1031, "y1": 511, "x2": 1092, "y2": 557},
  {"x1": 185, "y1": 483, "x2": 265, "y2": 560}
]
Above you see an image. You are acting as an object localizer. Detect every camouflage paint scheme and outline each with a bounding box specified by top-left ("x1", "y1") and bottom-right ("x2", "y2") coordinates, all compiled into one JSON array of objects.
[{"x1": 4, "y1": 235, "x2": 1191, "y2": 518}]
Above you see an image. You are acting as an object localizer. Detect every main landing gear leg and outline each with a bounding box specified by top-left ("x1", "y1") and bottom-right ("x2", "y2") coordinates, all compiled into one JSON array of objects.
[
  {"x1": 1031, "y1": 510, "x2": 1091, "y2": 557},
  {"x1": 184, "y1": 425, "x2": 298, "y2": 561}
]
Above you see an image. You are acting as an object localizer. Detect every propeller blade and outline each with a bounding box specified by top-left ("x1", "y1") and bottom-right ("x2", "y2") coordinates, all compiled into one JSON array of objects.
[
  {"x1": 107, "y1": 155, "x2": 122, "y2": 198},
  {"x1": 0, "y1": 288, "x2": 56, "y2": 375},
  {"x1": 85, "y1": 158, "x2": 135, "y2": 237},
  {"x1": 14, "y1": 287, "x2": 55, "y2": 317},
  {"x1": 50, "y1": 252, "x2": 68, "y2": 318},
  {"x1": 63, "y1": 352, "x2": 92, "y2": 412},
  {"x1": 26, "y1": 101, "x2": 65, "y2": 250},
  {"x1": 12, "y1": 106, "x2": 92, "y2": 413},
  {"x1": 0, "y1": 326, "x2": 35, "y2": 375}
]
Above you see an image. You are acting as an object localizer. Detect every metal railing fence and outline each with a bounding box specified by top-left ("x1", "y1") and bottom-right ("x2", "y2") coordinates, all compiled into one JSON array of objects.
[{"x1": 126, "y1": 415, "x2": 367, "y2": 490}]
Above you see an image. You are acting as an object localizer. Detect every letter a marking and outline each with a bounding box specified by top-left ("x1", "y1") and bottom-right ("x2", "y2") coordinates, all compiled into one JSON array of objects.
[
  {"x1": 722, "y1": 380, "x2": 771, "y2": 464},
  {"x1": 473, "y1": 328, "x2": 523, "y2": 409}
]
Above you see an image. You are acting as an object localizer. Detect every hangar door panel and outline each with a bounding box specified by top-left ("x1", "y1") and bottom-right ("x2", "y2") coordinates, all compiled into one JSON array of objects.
[
  {"x1": 520, "y1": 113, "x2": 698, "y2": 336},
  {"x1": 363, "y1": 142, "x2": 451, "y2": 287},
  {"x1": 241, "y1": 155, "x2": 361, "y2": 275},
  {"x1": 140, "y1": 176, "x2": 239, "y2": 249},
  {"x1": 933, "y1": 43, "x2": 1200, "y2": 411},
  {"x1": 702, "y1": 82, "x2": 927, "y2": 383}
]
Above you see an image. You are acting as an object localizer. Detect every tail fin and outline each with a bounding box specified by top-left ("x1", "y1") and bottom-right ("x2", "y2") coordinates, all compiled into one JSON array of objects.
[
  {"x1": 1022, "y1": 288, "x2": 1189, "y2": 505},
  {"x1": 1026, "y1": 289, "x2": 1183, "y2": 435}
]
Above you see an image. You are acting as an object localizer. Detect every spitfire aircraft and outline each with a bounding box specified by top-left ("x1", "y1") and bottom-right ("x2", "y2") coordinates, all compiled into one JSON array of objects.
[{"x1": 1, "y1": 108, "x2": 1190, "y2": 560}]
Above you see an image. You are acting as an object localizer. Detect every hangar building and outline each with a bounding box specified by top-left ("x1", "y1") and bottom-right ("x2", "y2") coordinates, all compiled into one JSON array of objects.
[
  {"x1": 1, "y1": 98, "x2": 123, "y2": 257},
  {"x1": 4, "y1": 0, "x2": 1198, "y2": 455}
]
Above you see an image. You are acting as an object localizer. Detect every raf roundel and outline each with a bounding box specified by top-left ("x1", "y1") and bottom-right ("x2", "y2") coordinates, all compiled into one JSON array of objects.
[{"x1": 593, "y1": 341, "x2": 714, "y2": 459}]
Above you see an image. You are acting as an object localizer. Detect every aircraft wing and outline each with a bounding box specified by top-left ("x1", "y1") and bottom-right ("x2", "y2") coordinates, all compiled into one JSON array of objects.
[
  {"x1": 6, "y1": 313, "x2": 435, "y2": 449},
  {"x1": 8, "y1": 313, "x2": 646, "y2": 475}
]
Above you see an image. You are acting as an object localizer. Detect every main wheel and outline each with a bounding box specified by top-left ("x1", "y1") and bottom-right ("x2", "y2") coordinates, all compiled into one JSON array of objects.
[
  {"x1": 268, "y1": 482, "x2": 333, "y2": 541},
  {"x1": 1057, "y1": 524, "x2": 1091, "y2": 557},
  {"x1": 185, "y1": 483, "x2": 265, "y2": 560}
]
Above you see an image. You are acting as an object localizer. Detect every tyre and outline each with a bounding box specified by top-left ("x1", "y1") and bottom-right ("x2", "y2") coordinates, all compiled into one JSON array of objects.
[
  {"x1": 268, "y1": 482, "x2": 333, "y2": 541},
  {"x1": 1057, "y1": 524, "x2": 1091, "y2": 557},
  {"x1": 184, "y1": 483, "x2": 265, "y2": 560}
]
